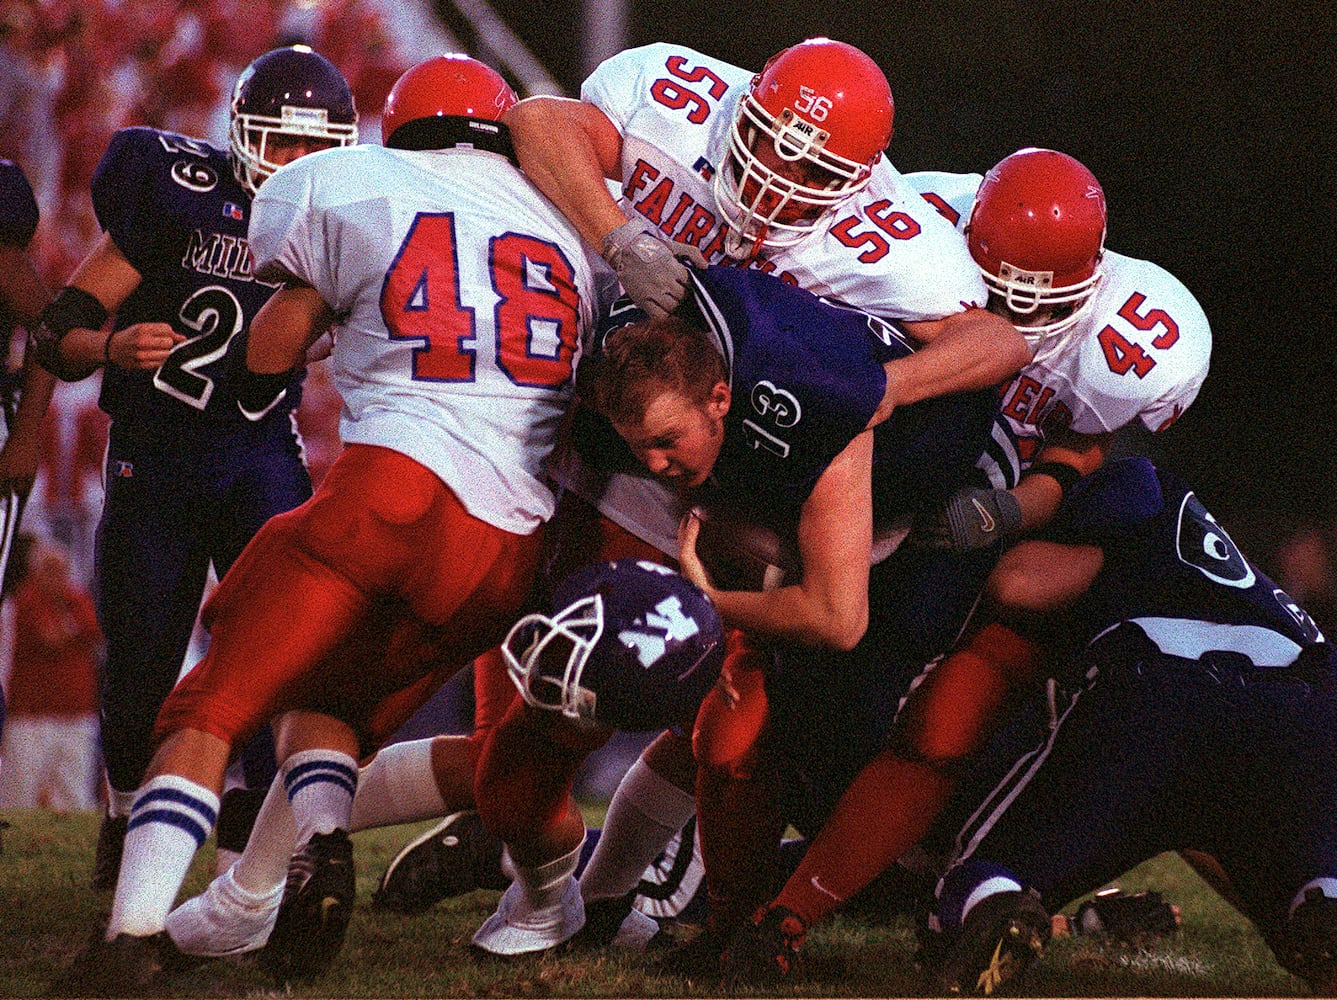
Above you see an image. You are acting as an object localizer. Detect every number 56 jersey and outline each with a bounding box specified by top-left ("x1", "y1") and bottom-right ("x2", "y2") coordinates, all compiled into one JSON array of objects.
[{"x1": 250, "y1": 143, "x2": 604, "y2": 534}]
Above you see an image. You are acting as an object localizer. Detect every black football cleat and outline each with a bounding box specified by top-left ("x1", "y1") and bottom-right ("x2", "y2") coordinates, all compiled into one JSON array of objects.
[
  {"x1": 720, "y1": 905, "x2": 806, "y2": 989},
  {"x1": 936, "y1": 889, "x2": 1051, "y2": 996},
  {"x1": 650, "y1": 926, "x2": 728, "y2": 984},
  {"x1": 259, "y1": 829, "x2": 356, "y2": 983},
  {"x1": 89, "y1": 813, "x2": 129, "y2": 894},
  {"x1": 563, "y1": 892, "x2": 638, "y2": 951},
  {"x1": 49, "y1": 931, "x2": 173, "y2": 997},
  {"x1": 372, "y1": 811, "x2": 506, "y2": 914}
]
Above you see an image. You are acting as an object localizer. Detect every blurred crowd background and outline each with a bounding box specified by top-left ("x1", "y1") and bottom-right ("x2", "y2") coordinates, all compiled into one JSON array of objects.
[{"x1": 1, "y1": 0, "x2": 1333, "y2": 807}]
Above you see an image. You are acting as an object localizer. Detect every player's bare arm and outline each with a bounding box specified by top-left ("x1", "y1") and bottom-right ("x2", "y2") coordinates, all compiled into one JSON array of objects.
[
  {"x1": 1012, "y1": 430, "x2": 1112, "y2": 532},
  {"x1": 870, "y1": 307, "x2": 1030, "y2": 426},
  {"x1": 0, "y1": 245, "x2": 53, "y2": 494},
  {"x1": 53, "y1": 233, "x2": 182, "y2": 372},
  {"x1": 247, "y1": 282, "x2": 335, "y2": 374},
  {"x1": 679, "y1": 428, "x2": 874, "y2": 650},
  {"x1": 504, "y1": 97, "x2": 629, "y2": 248}
]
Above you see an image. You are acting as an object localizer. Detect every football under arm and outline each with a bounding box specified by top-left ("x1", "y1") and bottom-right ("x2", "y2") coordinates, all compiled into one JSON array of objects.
[
  {"x1": 869, "y1": 307, "x2": 1030, "y2": 426},
  {"x1": 685, "y1": 429, "x2": 874, "y2": 651},
  {"x1": 503, "y1": 97, "x2": 631, "y2": 250}
]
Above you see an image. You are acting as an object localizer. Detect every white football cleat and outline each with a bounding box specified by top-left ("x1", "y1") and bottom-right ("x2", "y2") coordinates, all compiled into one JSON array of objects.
[
  {"x1": 165, "y1": 863, "x2": 284, "y2": 957},
  {"x1": 472, "y1": 874, "x2": 585, "y2": 955}
]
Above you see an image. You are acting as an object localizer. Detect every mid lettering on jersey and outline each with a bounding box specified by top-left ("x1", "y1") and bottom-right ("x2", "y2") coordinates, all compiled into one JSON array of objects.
[
  {"x1": 1000, "y1": 374, "x2": 1073, "y2": 438},
  {"x1": 182, "y1": 230, "x2": 281, "y2": 288},
  {"x1": 623, "y1": 158, "x2": 799, "y2": 284}
]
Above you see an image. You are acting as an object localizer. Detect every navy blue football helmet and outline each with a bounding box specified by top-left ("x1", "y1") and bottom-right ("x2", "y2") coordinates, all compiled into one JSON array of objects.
[
  {"x1": 503, "y1": 560, "x2": 724, "y2": 731},
  {"x1": 230, "y1": 45, "x2": 358, "y2": 196}
]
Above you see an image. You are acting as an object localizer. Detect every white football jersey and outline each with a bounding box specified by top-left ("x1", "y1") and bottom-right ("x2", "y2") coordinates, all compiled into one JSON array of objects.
[
  {"x1": 906, "y1": 170, "x2": 1212, "y2": 481},
  {"x1": 583, "y1": 43, "x2": 987, "y2": 321},
  {"x1": 251, "y1": 143, "x2": 602, "y2": 534}
]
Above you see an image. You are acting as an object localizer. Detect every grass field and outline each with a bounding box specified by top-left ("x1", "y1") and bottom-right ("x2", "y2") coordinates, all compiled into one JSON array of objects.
[{"x1": 0, "y1": 809, "x2": 1312, "y2": 997}]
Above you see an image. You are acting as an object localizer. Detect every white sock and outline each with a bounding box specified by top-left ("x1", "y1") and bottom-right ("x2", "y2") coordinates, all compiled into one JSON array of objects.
[
  {"x1": 511, "y1": 836, "x2": 586, "y2": 910},
  {"x1": 282, "y1": 749, "x2": 358, "y2": 845},
  {"x1": 579, "y1": 757, "x2": 696, "y2": 903},
  {"x1": 232, "y1": 773, "x2": 298, "y2": 896},
  {"x1": 107, "y1": 775, "x2": 220, "y2": 939},
  {"x1": 349, "y1": 738, "x2": 449, "y2": 832}
]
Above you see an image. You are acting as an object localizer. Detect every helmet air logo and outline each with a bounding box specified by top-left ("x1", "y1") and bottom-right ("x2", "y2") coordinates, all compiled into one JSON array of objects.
[
  {"x1": 618, "y1": 595, "x2": 701, "y2": 668},
  {"x1": 998, "y1": 262, "x2": 1053, "y2": 289}
]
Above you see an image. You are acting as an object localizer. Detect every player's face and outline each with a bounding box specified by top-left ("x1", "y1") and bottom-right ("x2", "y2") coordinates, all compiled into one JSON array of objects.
[
  {"x1": 986, "y1": 293, "x2": 1075, "y2": 331},
  {"x1": 264, "y1": 133, "x2": 342, "y2": 168},
  {"x1": 613, "y1": 383, "x2": 730, "y2": 489},
  {"x1": 740, "y1": 140, "x2": 839, "y2": 226}
]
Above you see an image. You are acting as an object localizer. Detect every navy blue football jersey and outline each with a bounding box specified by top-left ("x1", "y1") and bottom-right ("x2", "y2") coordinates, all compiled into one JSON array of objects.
[
  {"x1": 1055, "y1": 457, "x2": 1324, "y2": 654},
  {"x1": 684, "y1": 266, "x2": 997, "y2": 528},
  {"x1": 0, "y1": 158, "x2": 39, "y2": 404},
  {"x1": 90, "y1": 127, "x2": 303, "y2": 425},
  {"x1": 0, "y1": 159, "x2": 39, "y2": 249}
]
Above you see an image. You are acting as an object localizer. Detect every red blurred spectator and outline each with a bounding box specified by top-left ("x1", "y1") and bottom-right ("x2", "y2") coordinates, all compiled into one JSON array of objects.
[{"x1": 0, "y1": 533, "x2": 102, "y2": 811}]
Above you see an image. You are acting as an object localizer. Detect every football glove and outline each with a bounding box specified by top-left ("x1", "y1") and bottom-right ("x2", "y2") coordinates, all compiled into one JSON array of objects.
[
  {"x1": 601, "y1": 217, "x2": 706, "y2": 319},
  {"x1": 914, "y1": 486, "x2": 1024, "y2": 552}
]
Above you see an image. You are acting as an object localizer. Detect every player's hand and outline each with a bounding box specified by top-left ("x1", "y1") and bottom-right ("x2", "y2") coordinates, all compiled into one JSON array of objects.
[
  {"x1": 108, "y1": 322, "x2": 186, "y2": 370},
  {"x1": 602, "y1": 217, "x2": 706, "y2": 319},
  {"x1": 0, "y1": 434, "x2": 39, "y2": 495},
  {"x1": 677, "y1": 507, "x2": 717, "y2": 594},
  {"x1": 912, "y1": 486, "x2": 1024, "y2": 552}
]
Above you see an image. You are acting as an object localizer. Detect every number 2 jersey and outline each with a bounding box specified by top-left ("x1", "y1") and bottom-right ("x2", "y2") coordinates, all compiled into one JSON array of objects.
[
  {"x1": 249, "y1": 142, "x2": 603, "y2": 535},
  {"x1": 583, "y1": 43, "x2": 987, "y2": 322},
  {"x1": 905, "y1": 171, "x2": 1211, "y2": 480},
  {"x1": 91, "y1": 127, "x2": 301, "y2": 426}
]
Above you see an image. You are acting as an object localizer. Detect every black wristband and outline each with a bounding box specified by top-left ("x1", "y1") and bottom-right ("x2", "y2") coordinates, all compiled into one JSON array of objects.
[
  {"x1": 1024, "y1": 460, "x2": 1083, "y2": 497},
  {"x1": 235, "y1": 368, "x2": 293, "y2": 421},
  {"x1": 28, "y1": 286, "x2": 111, "y2": 382}
]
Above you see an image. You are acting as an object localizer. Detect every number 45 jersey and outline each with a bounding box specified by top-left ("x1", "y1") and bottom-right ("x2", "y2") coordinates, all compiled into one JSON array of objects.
[
  {"x1": 91, "y1": 127, "x2": 301, "y2": 425},
  {"x1": 250, "y1": 142, "x2": 603, "y2": 534},
  {"x1": 906, "y1": 171, "x2": 1211, "y2": 477}
]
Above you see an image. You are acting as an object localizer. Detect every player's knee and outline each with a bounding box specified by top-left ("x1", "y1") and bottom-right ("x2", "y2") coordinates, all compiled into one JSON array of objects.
[{"x1": 1277, "y1": 885, "x2": 1337, "y2": 992}]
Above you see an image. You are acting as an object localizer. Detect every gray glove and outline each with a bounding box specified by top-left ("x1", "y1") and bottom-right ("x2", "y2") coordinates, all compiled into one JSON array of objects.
[
  {"x1": 601, "y1": 217, "x2": 706, "y2": 319},
  {"x1": 916, "y1": 486, "x2": 1024, "y2": 552}
]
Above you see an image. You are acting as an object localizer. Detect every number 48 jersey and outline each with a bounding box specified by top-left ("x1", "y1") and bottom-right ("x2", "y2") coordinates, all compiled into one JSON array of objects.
[
  {"x1": 250, "y1": 143, "x2": 603, "y2": 534},
  {"x1": 906, "y1": 171, "x2": 1211, "y2": 477},
  {"x1": 91, "y1": 127, "x2": 300, "y2": 425}
]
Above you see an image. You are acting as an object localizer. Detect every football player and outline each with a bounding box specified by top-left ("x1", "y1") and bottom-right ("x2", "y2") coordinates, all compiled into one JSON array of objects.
[
  {"x1": 28, "y1": 46, "x2": 358, "y2": 893},
  {"x1": 923, "y1": 458, "x2": 1335, "y2": 996},
  {"x1": 465, "y1": 36, "x2": 1031, "y2": 947},
  {"x1": 468, "y1": 262, "x2": 1003, "y2": 954},
  {"x1": 0, "y1": 157, "x2": 55, "y2": 761},
  {"x1": 718, "y1": 148, "x2": 1212, "y2": 987},
  {"x1": 52, "y1": 53, "x2": 603, "y2": 996},
  {"x1": 0, "y1": 158, "x2": 54, "y2": 598}
]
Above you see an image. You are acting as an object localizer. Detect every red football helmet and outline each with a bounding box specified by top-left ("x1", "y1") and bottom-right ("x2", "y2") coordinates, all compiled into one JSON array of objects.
[
  {"x1": 716, "y1": 38, "x2": 894, "y2": 254},
  {"x1": 381, "y1": 54, "x2": 518, "y2": 146},
  {"x1": 967, "y1": 148, "x2": 1108, "y2": 350}
]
